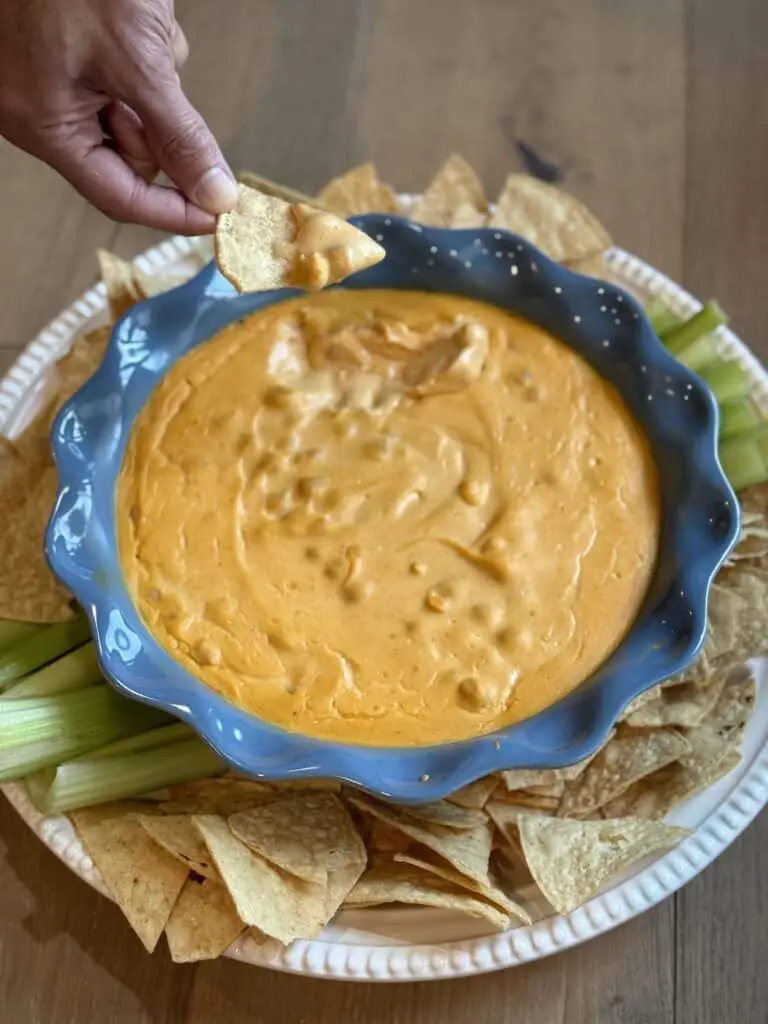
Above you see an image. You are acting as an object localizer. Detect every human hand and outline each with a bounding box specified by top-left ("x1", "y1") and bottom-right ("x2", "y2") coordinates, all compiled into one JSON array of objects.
[{"x1": 0, "y1": 0, "x2": 237, "y2": 233}]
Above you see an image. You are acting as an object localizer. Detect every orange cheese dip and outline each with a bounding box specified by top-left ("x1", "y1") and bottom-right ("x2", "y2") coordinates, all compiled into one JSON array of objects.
[{"x1": 117, "y1": 290, "x2": 659, "y2": 746}]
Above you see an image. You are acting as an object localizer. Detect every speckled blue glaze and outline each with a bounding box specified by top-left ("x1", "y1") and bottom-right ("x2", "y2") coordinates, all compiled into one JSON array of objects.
[{"x1": 46, "y1": 216, "x2": 739, "y2": 802}]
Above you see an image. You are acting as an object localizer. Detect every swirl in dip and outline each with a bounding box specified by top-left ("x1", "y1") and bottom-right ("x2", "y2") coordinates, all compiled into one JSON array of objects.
[{"x1": 117, "y1": 289, "x2": 659, "y2": 746}]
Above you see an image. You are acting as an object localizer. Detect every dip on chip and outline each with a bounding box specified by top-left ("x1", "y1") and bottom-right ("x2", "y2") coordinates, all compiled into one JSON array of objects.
[
  {"x1": 215, "y1": 184, "x2": 385, "y2": 293},
  {"x1": 117, "y1": 288, "x2": 659, "y2": 746}
]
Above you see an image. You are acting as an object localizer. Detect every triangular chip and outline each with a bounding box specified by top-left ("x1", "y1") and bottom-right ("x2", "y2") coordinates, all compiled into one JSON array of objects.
[
  {"x1": 215, "y1": 184, "x2": 385, "y2": 293},
  {"x1": 316, "y1": 163, "x2": 399, "y2": 216},
  {"x1": 72, "y1": 804, "x2": 189, "y2": 952},
  {"x1": 139, "y1": 814, "x2": 219, "y2": 879},
  {"x1": 98, "y1": 249, "x2": 141, "y2": 320},
  {"x1": 499, "y1": 749, "x2": 599, "y2": 791},
  {"x1": 229, "y1": 791, "x2": 361, "y2": 884},
  {"x1": 394, "y1": 852, "x2": 531, "y2": 924},
  {"x1": 134, "y1": 268, "x2": 187, "y2": 299},
  {"x1": 165, "y1": 877, "x2": 244, "y2": 962},
  {"x1": 447, "y1": 776, "x2": 499, "y2": 809},
  {"x1": 344, "y1": 862, "x2": 510, "y2": 931},
  {"x1": 410, "y1": 155, "x2": 488, "y2": 227},
  {"x1": 558, "y1": 728, "x2": 690, "y2": 818},
  {"x1": 494, "y1": 790, "x2": 560, "y2": 813},
  {"x1": 624, "y1": 663, "x2": 729, "y2": 729},
  {"x1": 348, "y1": 793, "x2": 493, "y2": 886},
  {"x1": 400, "y1": 799, "x2": 488, "y2": 831},
  {"x1": 518, "y1": 813, "x2": 690, "y2": 914},
  {"x1": 238, "y1": 170, "x2": 316, "y2": 207},
  {"x1": 159, "y1": 777, "x2": 274, "y2": 815},
  {"x1": 603, "y1": 674, "x2": 755, "y2": 819},
  {"x1": 490, "y1": 175, "x2": 611, "y2": 263},
  {"x1": 194, "y1": 814, "x2": 364, "y2": 943}
]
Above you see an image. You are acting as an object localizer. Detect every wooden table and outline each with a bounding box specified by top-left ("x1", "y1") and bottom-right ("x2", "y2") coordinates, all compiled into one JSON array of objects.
[{"x1": 1, "y1": 2, "x2": 766, "y2": 1021}]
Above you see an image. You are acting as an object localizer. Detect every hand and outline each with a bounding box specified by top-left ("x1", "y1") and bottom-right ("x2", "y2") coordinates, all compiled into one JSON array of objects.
[{"x1": 0, "y1": 0, "x2": 237, "y2": 233}]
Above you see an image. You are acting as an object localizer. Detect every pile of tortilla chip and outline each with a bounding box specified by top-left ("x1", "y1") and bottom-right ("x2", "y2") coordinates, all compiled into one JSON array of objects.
[{"x1": 0, "y1": 157, "x2": 766, "y2": 962}]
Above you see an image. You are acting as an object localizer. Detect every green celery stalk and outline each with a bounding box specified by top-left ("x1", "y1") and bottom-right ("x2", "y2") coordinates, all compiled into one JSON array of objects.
[
  {"x1": 0, "y1": 614, "x2": 91, "y2": 690},
  {"x1": 698, "y1": 360, "x2": 751, "y2": 405},
  {"x1": 719, "y1": 428, "x2": 768, "y2": 491},
  {"x1": 27, "y1": 737, "x2": 225, "y2": 814},
  {"x1": 80, "y1": 721, "x2": 194, "y2": 759},
  {"x1": 0, "y1": 642, "x2": 102, "y2": 700},
  {"x1": 673, "y1": 334, "x2": 719, "y2": 373},
  {"x1": 662, "y1": 300, "x2": 728, "y2": 354},
  {"x1": 645, "y1": 298, "x2": 681, "y2": 337},
  {"x1": 720, "y1": 399, "x2": 762, "y2": 441},
  {"x1": 0, "y1": 685, "x2": 170, "y2": 779},
  {"x1": 0, "y1": 621, "x2": 40, "y2": 653}
]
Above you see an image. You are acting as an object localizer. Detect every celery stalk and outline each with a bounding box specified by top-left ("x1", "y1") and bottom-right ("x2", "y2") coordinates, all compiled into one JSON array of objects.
[
  {"x1": 719, "y1": 429, "x2": 768, "y2": 491},
  {"x1": 662, "y1": 300, "x2": 728, "y2": 354},
  {"x1": 674, "y1": 334, "x2": 719, "y2": 373},
  {"x1": 27, "y1": 737, "x2": 225, "y2": 814},
  {"x1": 0, "y1": 642, "x2": 101, "y2": 700},
  {"x1": 645, "y1": 298, "x2": 681, "y2": 337},
  {"x1": 720, "y1": 399, "x2": 762, "y2": 441},
  {"x1": 0, "y1": 614, "x2": 91, "y2": 690},
  {"x1": 0, "y1": 621, "x2": 40, "y2": 653},
  {"x1": 0, "y1": 685, "x2": 170, "y2": 779},
  {"x1": 81, "y1": 721, "x2": 194, "y2": 759},
  {"x1": 698, "y1": 360, "x2": 751, "y2": 405}
]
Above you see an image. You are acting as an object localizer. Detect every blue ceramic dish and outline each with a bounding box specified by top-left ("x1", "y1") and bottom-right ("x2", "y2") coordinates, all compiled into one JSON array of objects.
[{"x1": 46, "y1": 216, "x2": 739, "y2": 802}]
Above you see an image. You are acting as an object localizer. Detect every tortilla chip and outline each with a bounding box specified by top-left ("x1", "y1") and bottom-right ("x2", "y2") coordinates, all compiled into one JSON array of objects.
[
  {"x1": 139, "y1": 814, "x2": 219, "y2": 879},
  {"x1": 159, "y1": 777, "x2": 274, "y2": 816},
  {"x1": 238, "y1": 170, "x2": 316, "y2": 207},
  {"x1": 603, "y1": 675, "x2": 755, "y2": 819},
  {"x1": 97, "y1": 249, "x2": 142, "y2": 320},
  {"x1": 400, "y1": 799, "x2": 488, "y2": 831},
  {"x1": 134, "y1": 269, "x2": 187, "y2": 299},
  {"x1": 267, "y1": 778, "x2": 342, "y2": 794},
  {"x1": 490, "y1": 175, "x2": 611, "y2": 263},
  {"x1": 316, "y1": 163, "x2": 400, "y2": 217},
  {"x1": 496, "y1": 790, "x2": 560, "y2": 813},
  {"x1": 215, "y1": 184, "x2": 384, "y2": 293},
  {"x1": 72, "y1": 805, "x2": 189, "y2": 952},
  {"x1": 194, "y1": 814, "x2": 325, "y2": 943},
  {"x1": 621, "y1": 684, "x2": 663, "y2": 719},
  {"x1": 447, "y1": 776, "x2": 499, "y2": 809},
  {"x1": 499, "y1": 751, "x2": 598, "y2": 791},
  {"x1": 344, "y1": 862, "x2": 510, "y2": 931},
  {"x1": 486, "y1": 800, "x2": 528, "y2": 842},
  {"x1": 558, "y1": 729, "x2": 690, "y2": 818},
  {"x1": 394, "y1": 852, "x2": 531, "y2": 924},
  {"x1": 721, "y1": 569, "x2": 768, "y2": 661},
  {"x1": 165, "y1": 876, "x2": 244, "y2": 962},
  {"x1": 518, "y1": 813, "x2": 691, "y2": 914},
  {"x1": 229, "y1": 792, "x2": 362, "y2": 884},
  {"x1": 0, "y1": 465, "x2": 72, "y2": 621},
  {"x1": 624, "y1": 663, "x2": 729, "y2": 729},
  {"x1": 410, "y1": 155, "x2": 488, "y2": 227},
  {"x1": 348, "y1": 793, "x2": 493, "y2": 887}
]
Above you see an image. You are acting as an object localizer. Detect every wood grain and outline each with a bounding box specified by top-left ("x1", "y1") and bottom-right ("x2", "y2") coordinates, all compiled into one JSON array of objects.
[{"x1": 0, "y1": 1, "x2": 766, "y2": 1021}]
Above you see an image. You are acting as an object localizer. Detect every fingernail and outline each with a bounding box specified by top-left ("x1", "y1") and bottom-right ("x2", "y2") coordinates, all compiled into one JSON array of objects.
[{"x1": 192, "y1": 167, "x2": 238, "y2": 214}]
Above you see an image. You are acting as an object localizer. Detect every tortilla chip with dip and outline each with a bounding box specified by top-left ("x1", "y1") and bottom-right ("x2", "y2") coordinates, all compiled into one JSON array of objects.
[{"x1": 215, "y1": 184, "x2": 385, "y2": 293}]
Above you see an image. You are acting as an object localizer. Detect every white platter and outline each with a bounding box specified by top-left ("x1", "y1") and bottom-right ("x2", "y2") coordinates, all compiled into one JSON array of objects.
[{"x1": 1, "y1": 233, "x2": 767, "y2": 983}]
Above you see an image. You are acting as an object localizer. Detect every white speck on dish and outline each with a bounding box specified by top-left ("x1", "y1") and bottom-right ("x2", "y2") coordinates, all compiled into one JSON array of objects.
[
  {"x1": 530, "y1": 262, "x2": 538, "y2": 273},
  {"x1": 554, "y1": 286, "x2": 562, "y2": 294},
  {"x1": 640, "y1": 364, "x2": 647, "y2": 372},
  {"x1": 375, "y1": 234, "x2": 384, "y2": 242},
  {"x1": 597, "y1": 287, "x2": 605, "y2": 295},
  {"x1": 602, "y1": 340, "x2": 610, "y2": 348},
  {"x1": 493, "y1": 232, "x2": 502, "y2": 240},
  {"x1": 495, "y1": 251, "x2": 503, "y2": 258},
  {"x1": 449, "y1": 249, "x2": 458, "y2": 257},
  {"x1": 383, "y1": 218, "x2": 392, "y2": 226},
  {"x1": 473, "y1": 238, "x2": 483, "y2": 247},
  {"x1": 464, "y1": 260, "x2": 472, "y2": 268},
  {"x1": 574, "y1": 315, "x2": 582, "y2": 323},
  {"x1": 510, "y1": 265, "x2": 519, "y2": 276},
  {"x1": 600, "y1": 306, "x2": 607, "y2": 312},
  {"x1": 614, "y1": 318, "x2": 621, "y2": 325},
  {"x1": 666, "y1": 388, "x2": 675, "y2": 396},
  {"x1": 429, "y1": 245, "x2": 438, "y2": 254}
]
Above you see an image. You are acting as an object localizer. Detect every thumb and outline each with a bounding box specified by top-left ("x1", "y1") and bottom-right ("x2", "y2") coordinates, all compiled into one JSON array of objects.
[{"x1": 131, "y1": 78, "x2": 237, "y2": 215}]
